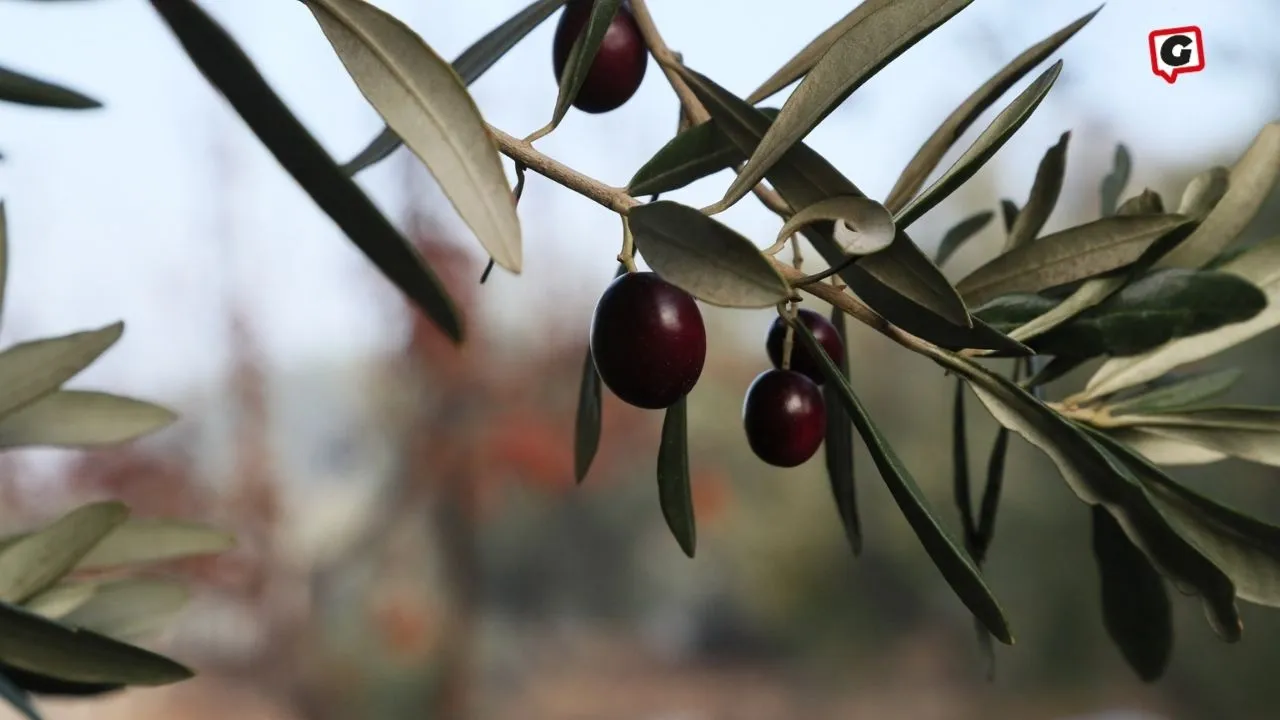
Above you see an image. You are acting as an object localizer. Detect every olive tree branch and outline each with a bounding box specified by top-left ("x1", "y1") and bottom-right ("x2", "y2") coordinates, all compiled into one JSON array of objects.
[{"x1": 486, "y1": 122, "x2": 924, "y2": 354}]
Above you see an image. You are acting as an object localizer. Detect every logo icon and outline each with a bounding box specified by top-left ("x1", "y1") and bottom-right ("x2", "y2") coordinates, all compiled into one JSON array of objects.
[{"x1": 1149, "y1": 26, "x2": 1205, "y2": 83}]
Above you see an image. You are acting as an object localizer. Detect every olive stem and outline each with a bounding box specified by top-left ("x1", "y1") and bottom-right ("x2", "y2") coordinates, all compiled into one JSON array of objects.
[
  {"x1": 778, "y1": 302, "x2": 797, "y2": 370},
  {"x1": 790, "y1": 234, "x2": 803, "y2": 271},
  {"x1": 619, "y1": 216, "x2": 638, "y2": 272},
  {"x1": 626, "y1": 0, "x2": 792, "y2": 218}
]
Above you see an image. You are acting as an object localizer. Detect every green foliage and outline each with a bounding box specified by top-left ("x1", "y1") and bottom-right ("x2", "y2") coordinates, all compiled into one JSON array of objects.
[
  {"x1": 119, "y1": 0, "x2": 1280, "y2": 691},
  {"x1": 0, "y1": 208, "x2": 235, "y2": 718}
]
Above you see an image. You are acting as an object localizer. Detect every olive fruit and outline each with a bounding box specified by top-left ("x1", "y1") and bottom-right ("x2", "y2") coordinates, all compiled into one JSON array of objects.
[
  {"x1": 742, "y1": 369, "x2": 827, "y2": 467},
  {"x1": 590, "y1": 271, "x2": 705, "y2": 409},
  {"x1": 765, "y1": 308, "x2": 843, "y2": 385},
  {"x1": 552, "y1": 0, "x2": 648, "y2": 114}
]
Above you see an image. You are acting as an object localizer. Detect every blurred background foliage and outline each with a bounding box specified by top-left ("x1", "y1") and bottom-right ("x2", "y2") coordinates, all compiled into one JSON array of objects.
[{"x1": 5, "y1": 0, "x2": 1280, "y2": 719}]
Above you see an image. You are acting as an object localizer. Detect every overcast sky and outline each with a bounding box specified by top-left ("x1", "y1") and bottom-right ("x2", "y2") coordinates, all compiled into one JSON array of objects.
[{"x1": 0, "y1": 0, "x2": 1276, "y2": 406}]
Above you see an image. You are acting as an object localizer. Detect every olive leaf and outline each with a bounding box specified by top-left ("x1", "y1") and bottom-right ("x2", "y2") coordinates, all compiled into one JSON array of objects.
[
  {"x1": 1090, "y1": 429, "x2": 1280, "y2": 610},
  {"x1": 1105, "y1": 427, "x2": 1226, "y2": 466},
  {"x1": 0, "y1": 323, "x2": 122, "y2": 423},
  {"x1": 712, "y1": 0, "x2": 977, "y2": 213},
  {"x1": 824, "y1": 306, "x2": 860, "y2": 555},
  {"x1": 0, "y1": 65, "x2": 99, "y2": 110},
  {"x1": 0, "y1": 391, "x2": 177, "y2": 449},
  {"x1": 1085, "y1": 233, "x2": 1280, "y2": 399},
  {"x1": 0, "y1": 601, "x2": 192, "y2": 685},
  {"x1": 934, "y1": 210, "x2": 993, "y2": 266},
  {"x1": 0, "y1": 502, "x2": 128, "y2": 604},
  {"x1": 952, "y1": 380, "x2": 975, "y2": 545},
  {"x1": 628, "y1": 201, "x2": 790, "y2": 308},
  {"x1": 1121, "y1": 426, "x2": 1280, "y2": 468},
  {"x1": 545, "y1": 0, "x2": 624, "y2": 132},
  {"x1": 340, "y1": 0, "x2": 569, "y2": 175},
  {"x1": 792, "y1": 320, "x2": 1012, "y2": 644},
  {"x1": 1104, "y1": 406, "x2": 1280, "y2": 433},
  {"x1": 60, "y1": 578, "x2": 189, "y2": 644},
  {"x1": 776, "y1": 195, "x2": 895, "y2": 256},
  {"x1": 1157, "y1": 123, "x2": 1280, "y2": 270},
  {"x1": 1106, "y1": 368, "x2": 1242, "y2": 416},
  {"x1": 1177, "y1": 166, "x2": 1230, "y2": 220},
  {"x1": 884, "y1": 6, "x2": 1099, "y2": 211},
  {"x1": 1004, "y1": 131, "x2": 1069, "y2": 251},
  {"x1": 977, "y1": 269, "x2": 1266, "y2": 358},
  {"x1": 1099, "y1": 143, "x2": 1131, "y2": 217},
  {"x1": 673, "y1": 64, "x2": 1002, "y2": 349},
  {"x1": 1091, "y1": 505, "x2": 1173, "y2": 682},
  {"x1": 745, "y1": 0, "x2": 896, "y2": 104},
  {"x1": 925, "y1": 348, "x2": 1242, "y2": 641},
  {"x1": 627, "y1": 108, "x2": 782, "y2": 197},
  {"x1": 147, "y1": 0, "x2": 463, "y2": 342},
  {"x1": 1117, "y1": 189, "x2": 1164, "y2": 215},
  {"x1": 1022, "y1": 354, "x2": 1084, "y2": 388},
  {"x1": 305, "y1": 0, "x2": 522, "y2": 274},
  {"x1": 657, "y1": 395, "x2": 695, "y2": 558},
  {"x1": 895, "y1": 62, "x2": 1063, "y2": 230},
  {"x1": 24, "y1": 583, "x2": 97, "y2": 621},
  {"x1": 61, "y1": 518, "x2": 232, "y2": 570},
  {"x1": 574, "y1": 265, "x2": 624, "y2": 483},
  {"x1": 0, "y1": 671, "x2": 40, "y2": 720},
  {"x1": 956, "y1": 213, "x2": 1192, "y2": 307},
  {"x1": 1000, "y1": 199, "x2": 1019, "y2": 233}
]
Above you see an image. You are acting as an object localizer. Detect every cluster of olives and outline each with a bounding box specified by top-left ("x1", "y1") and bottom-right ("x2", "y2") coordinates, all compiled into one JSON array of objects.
[{"x1": 589, "y1": 272, "x2": 844, "y2": 469}]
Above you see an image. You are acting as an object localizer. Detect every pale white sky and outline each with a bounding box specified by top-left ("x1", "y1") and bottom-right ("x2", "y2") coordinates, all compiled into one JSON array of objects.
[{"x1": 0, "y1": 0, "x2": 1276, "y2": 407}]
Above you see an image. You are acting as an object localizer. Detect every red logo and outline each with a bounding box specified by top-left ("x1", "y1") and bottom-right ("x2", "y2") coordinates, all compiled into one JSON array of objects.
[{"x1": 1149, "y1": 26, "x2": 1205, "y2": 83}]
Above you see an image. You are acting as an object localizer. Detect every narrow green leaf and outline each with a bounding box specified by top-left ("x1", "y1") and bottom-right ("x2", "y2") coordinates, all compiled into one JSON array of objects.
[
  {"x1": 1091, "y1": 429, "x2": 1280, "y2": 610},
  {"x1": 74, "y1": 519, "x2": 235, "y2": 570},
  {"x1": 0, "y1": 503, "x2": 129, "y2": 604},
  {"x1": 952, "y1": 379, "x2": 975, "y2": 545},
  {"x1": 1023, "y1": 355, "x2": 1085, "y2": 388},
  {"x1": 0, "y1": 601, "x2": 191, "y2": 685},
  {"x1": 148, "y1": 0, "x2": 463, "y2": 342},
  {"x1": 894, "y1": 62, "x2": 1063, "y2": 230},
  {"x1": 0, "y1": 324, "x2": 122, "y2": 421},
  {"x1": 627, "y1": 109, "x2": 781, "y2": 197},
  {"x1": 1000, "y1": 199, "x2": 1019, "y2": 233},
  {"x1": 1111, "y1": 425, "x2": 1280, "y2": 468},
  {"x1": 305, "y1": 0, "x2": 522, "y2": 274},
  {"x1": 979, "y1": 269, "x2": 1266, "y2": 359},
  {"x1": 776, "y1": 195, "x2": 895, "y2": 256},
  {"x1": 0, "y1": 671, "x2": 41, "y2": 720},
  {"x1": 1177, "y1": 166, "x2": 1230, "y2": 220},
  {"x1": 1004, "y1": 131, "x2": 1069, "y2": 251},
  {"x1": 23, "y1": 583, "x2": 97, "y2": 621},
  {"x1": 1116, "y1": 188, "x2": 1164, "y2": 215},
  {"x1": 340, "y1": 0, "x2": 569, "y2": 175},
  {"x1": 924, "y1": 348, "x2": 1241, "y2": 641},
  {"x1": 975, "y1": 425, "x2": 1010, "y2": 562},
  {"x1": 1085, "y1": 233, "x2": 1280, "y2": 399},
  {"x1": 60, "y1": 579, "x2": 189, "y2": 643},
  {"x1": 673, "y1": 65, "x2": 996, "y2": 347},
  {"x1": 791, "y1": 320, "x2": 1012, "y2": 643},
  {"x1": 1105, "y1": 406, "x2": 1280, "y2": 433},
  {"x1": 1158, "y1": 123, "x2": 1280, "y2": 269},
  {"x1": 1091, "y1": 505, "x2": 1172, "y2": 682},
  {"x1": 1106, "y1": 368, "x2": 1243, "y2": 416},
  {"x1": 628, "y1": 201, "x2": 790, "y2": 308},
  {"x1": 657, "y1": 395, "x2": 695, "y2": 558},
  {"x1": 0, "y1": 663, "x2": 118, "y2": 699},
  {"x1": 547, "y1": 0, "x2": 624, "y2": 130},
  {"x1": 715, "y1": 0, "x2": 977, "y2": 213},
  {"x1": 1105, "y1": 427, "x2": 1227, "y2": 466},
  {"x1": 574, "y1": 265, "x2": 624, "y2": 483},
  {"x1": 0, "y1": 391, "x2": 176, "y2": 449},
  {"x1": 0, "y1": 65, "x2": 99, "y2": 109},
  {"x1": 1099, "y1": 143, "x2": 1131, "y2": 217},
  {"x1": 823, "y1": 306, "x2": 859, "y2": 555},
  {"x1": 934, "y1": 210, "x2": 993, "y2": 266},
  {"x1": 884, "y1": 6, "x2": 1100, "y2": 212},
  {"x1": 745, "y1": 0, "x2": 895, "y2": 104},
  {"x1": 957, "y1": 213, "x2": 1193, "y2": 307}
]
